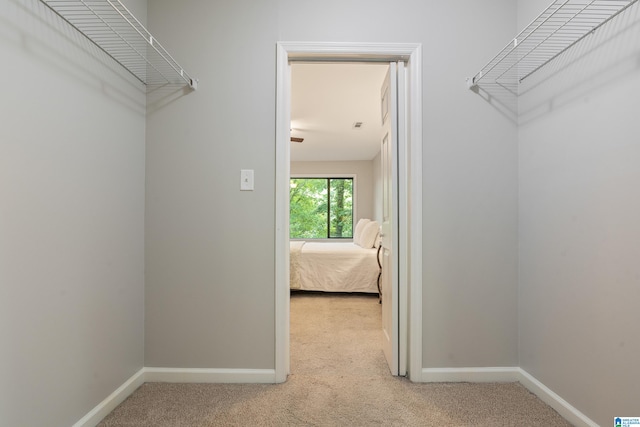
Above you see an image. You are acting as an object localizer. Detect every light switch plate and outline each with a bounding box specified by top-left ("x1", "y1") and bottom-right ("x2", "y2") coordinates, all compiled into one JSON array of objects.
[{"x1": 240, "y1": 169, "x2": 254, "y2": 191}]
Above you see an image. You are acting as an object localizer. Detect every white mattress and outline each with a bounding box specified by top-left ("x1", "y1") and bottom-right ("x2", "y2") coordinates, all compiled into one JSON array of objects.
[{"x1": 290, "y1": 241, "x2": 379, "y2": 293}]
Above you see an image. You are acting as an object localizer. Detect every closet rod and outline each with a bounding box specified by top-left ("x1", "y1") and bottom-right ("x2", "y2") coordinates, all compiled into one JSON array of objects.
[{"x1": 40, "y1": 0, "x2": 198, "y2": 90}]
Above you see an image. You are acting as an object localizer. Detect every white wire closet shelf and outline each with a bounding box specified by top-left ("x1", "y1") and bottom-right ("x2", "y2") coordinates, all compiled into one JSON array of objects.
[
  {"x1": 467, "y1": 0, "x2": 638, "y2": 93},
  {"x1": 40, "y1": 0, "x2": 197, "y2": 89}
]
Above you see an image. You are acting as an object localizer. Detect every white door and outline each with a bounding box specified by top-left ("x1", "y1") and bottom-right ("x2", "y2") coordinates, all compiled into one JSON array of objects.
[{"x1": 380, "y1": 63, "x2": 399, "y2": 375}]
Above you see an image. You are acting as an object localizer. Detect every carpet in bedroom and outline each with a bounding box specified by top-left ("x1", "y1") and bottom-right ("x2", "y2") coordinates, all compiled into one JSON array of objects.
[{"x1": 98, "y1": 292, "x2": 571, "y2": 426}]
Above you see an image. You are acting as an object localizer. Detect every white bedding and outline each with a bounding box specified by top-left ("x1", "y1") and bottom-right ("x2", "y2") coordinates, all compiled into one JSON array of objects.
[{"x1": 290, "y1": 241, "x2": 379, "y2": 293}]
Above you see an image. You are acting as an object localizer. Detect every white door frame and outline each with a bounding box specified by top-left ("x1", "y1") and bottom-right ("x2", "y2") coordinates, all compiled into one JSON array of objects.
[{"x1": 275, "y1": 42, "x2": 423, "y2": 383}]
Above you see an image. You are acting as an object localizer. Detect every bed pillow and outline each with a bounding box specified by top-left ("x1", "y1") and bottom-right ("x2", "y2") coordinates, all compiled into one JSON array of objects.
[
  {"x1": 358, "y1": 220, "x2": 379, "y2": 248},
  {"x1": 353, "y1": 218, "x2": 370, "y2": 246}
]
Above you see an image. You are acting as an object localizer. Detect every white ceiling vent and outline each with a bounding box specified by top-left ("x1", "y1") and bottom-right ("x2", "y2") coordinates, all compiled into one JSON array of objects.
[{"x1": 352, "y1": 122, "x2": 364, "y2": 129}]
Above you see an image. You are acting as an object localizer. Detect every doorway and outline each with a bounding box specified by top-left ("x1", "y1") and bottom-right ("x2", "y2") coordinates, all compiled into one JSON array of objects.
[
  {"x1": 289, "y1": 61, "x2": 391, "y2": 375},
  {"x1": 275, "y1": 42, "x2": 423, "y2": 383}
]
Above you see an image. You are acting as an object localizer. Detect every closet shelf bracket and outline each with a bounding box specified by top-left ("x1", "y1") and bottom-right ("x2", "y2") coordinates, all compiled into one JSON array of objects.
[
  {"x1": 467, "y1": 0, "x2": 638, "y2": 93},
  {"x1": 40, "y1": 0, "x2": 198, "y2": 90}
]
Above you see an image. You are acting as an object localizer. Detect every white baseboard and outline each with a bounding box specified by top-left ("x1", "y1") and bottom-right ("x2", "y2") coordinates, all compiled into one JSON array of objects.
[
  {"x1": 420, "y1": 367, "x2": 598, "y2": 427},
  {"x1": 74, "y1": 367, "x2": 276, "y2": 426},
  {"x1": 73, "y1": 368, "x2": 146, "y2": 427},
  {"x1": 143, "y1": 367, "x2": 277, "y2": 384},
  {"x1": 421, "y1": 367, "x2": 520, "y2": 383},
  {"x1": 516, "y1": 368, "x2": 598, "y2": 427}
]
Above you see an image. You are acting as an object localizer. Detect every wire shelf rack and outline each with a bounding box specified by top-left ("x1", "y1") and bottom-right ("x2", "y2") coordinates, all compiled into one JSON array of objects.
[
  {"x1": 40, "y1": 0, "x2": 197, "y2": 89},
  {"x1": 467, "y1": 0, "x2": 638, "y2": 93}
]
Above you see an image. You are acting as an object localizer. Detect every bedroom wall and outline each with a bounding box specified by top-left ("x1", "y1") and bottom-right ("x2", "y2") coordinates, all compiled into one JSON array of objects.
[
  {"x1": 145, "y1": 0, "x2": 518, "y2": 371},
  {"x1": 517, "y1": 1, "x2": 640, "y2": 425},
  {"x1": 0, "y1": 0, "x2": 146, "y2": 426},
  {"x1": 291, "y1": 160, "x2": 375, "y2": 224}
]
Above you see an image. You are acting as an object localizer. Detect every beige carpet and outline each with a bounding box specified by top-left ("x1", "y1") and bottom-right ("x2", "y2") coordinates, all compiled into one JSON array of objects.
[{"x1": 99, "y1": 292, "x2": 572, "y2": 426}]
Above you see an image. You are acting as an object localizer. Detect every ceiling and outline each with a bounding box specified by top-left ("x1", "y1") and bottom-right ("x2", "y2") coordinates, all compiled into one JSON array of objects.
[{"x1": 290, "y1": 62, "x2": 390, "y2": 162}]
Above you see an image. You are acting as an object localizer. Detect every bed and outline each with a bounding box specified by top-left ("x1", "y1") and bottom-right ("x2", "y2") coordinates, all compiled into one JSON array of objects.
[
  {"x1": 290, "y1": 241, "x2": 380, "y2": 293},
  {"x1": 289, "y1": 219, "x2": 381, "y2": 294}
]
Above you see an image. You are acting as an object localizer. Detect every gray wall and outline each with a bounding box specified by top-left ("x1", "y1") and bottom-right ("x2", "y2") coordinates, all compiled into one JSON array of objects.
[
  {"x1": 0, "y1": 0, "x2": 146, "y2": 426},
  {"x1": 291, "y1": 160, "x2": 375, "y2": 224},
  {"x1": 145, "y1": 0, "x2": 519, "y2": 370},
  {"x1": 517, "y1": 1, "x2": 640, "y2": 425},
  {"x1": 144, "y1": 0, "x2": 278, "y2": 368},
  {"x1": 419, "y1": 1, "x2": 518, "y2": 368}
]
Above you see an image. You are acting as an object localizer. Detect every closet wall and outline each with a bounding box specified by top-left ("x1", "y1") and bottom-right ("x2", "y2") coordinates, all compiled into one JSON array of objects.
[
  {"x1": 145, "y1": 0, "x2": 518, "y2": 370},
  {"x1": 517, "y1": 1, "x2": 640, "y2": 425},
  {"x1": 0, "y1": 1, "x2": 146, "y2": 425}
]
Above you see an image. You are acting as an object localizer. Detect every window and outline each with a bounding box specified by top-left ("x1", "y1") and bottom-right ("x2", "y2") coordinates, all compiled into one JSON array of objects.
[{"x1": 290, "y1": 177, "x2": 353, "y2": 239}]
